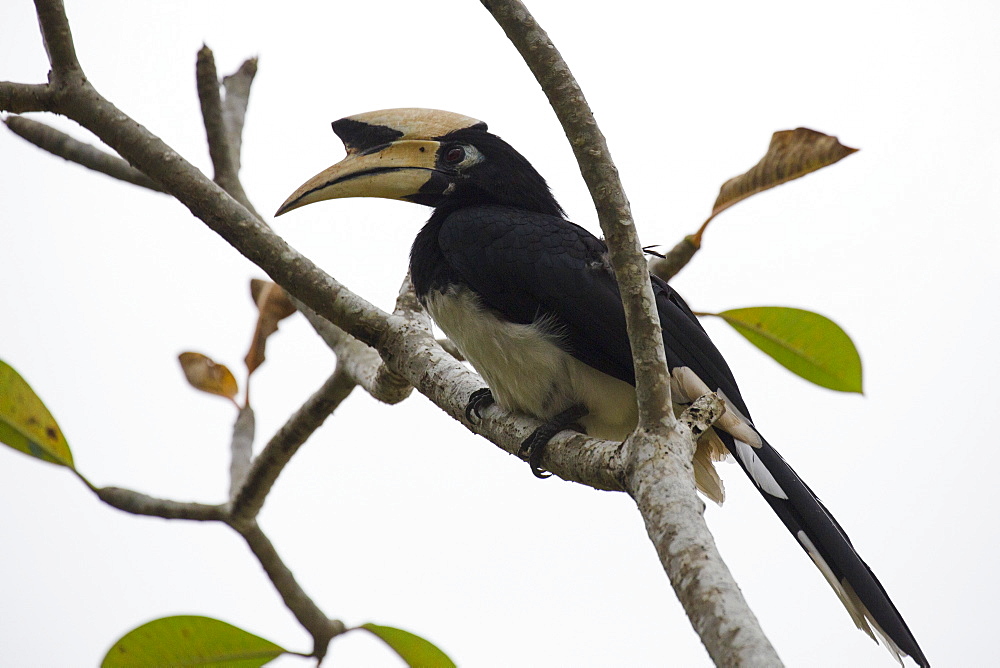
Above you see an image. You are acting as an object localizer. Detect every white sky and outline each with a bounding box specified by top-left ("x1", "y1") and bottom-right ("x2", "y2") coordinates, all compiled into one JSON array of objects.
[{"x1": 1, "y1": 1, "x2": 997, "y2": 666}]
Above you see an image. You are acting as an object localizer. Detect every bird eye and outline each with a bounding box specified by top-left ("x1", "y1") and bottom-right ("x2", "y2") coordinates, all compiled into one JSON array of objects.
[{"x1": 444, "y1": 146, "x2": 466, "y2": 164}]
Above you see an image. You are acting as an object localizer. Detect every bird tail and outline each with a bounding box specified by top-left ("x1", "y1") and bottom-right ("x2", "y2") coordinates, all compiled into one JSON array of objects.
[{"x1": 725, "y1": 434, "x2": 929, "y2": 667}]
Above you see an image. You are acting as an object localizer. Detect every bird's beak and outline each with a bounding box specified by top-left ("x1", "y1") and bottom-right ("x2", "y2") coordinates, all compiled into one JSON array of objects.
[{"x1": 275, "y1": 139, "x2": 443, "y2": 216}]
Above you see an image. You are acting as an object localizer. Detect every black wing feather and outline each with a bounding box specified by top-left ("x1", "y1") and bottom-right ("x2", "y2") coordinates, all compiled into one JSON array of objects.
[{"x1": 437, "y1": 205, "x2": 748, "y2": 411}]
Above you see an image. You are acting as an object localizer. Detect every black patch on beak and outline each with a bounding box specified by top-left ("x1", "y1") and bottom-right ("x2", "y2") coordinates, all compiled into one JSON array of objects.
[{"x1": 332, "y1": 118, "x2": 404, "y2": 153}]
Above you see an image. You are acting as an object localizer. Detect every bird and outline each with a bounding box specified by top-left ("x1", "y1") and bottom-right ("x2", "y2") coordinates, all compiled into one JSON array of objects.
[{"x1": 275, "y1": 107, "x2": 928, "y2": 667}]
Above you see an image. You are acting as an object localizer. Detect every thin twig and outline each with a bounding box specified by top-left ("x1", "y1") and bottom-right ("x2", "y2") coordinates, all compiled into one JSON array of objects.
[
  {"x1": 4, "y1": 116, "x2": 168, "y2": 192},
  {"x1": 196, "y1": 46, "x2": 260, "y2": 219},
  {"x1": 221, "y1": 58, "x2": 258, "y2": 173},
  {"x1": 230, "y1": 405, "x2": 255, "y2": 499},
  {"x1": 648, "y1": 236, "x2": 701, "y2": 282},
  {"x1": 93, "y1": 486, "x2": 228, "y2": 521},
  {"x1": 235, "y1": 520, "x2": 345, "y2": 660},
  {"x1": 230, "y1": 368, "x2": 356, "y2": 521}
]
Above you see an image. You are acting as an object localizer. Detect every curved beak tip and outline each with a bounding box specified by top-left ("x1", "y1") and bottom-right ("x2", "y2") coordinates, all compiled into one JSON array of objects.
[{"x1": 274, "y1": 192, "x2": 306, "y2": 218}]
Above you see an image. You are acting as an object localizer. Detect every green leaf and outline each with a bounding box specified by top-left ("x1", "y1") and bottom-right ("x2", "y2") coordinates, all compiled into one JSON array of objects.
[
  {"x1": 716, "y1": 307, "x2": 863, "y2": 393},
  {"x1": 101, "y1": 615, "x2": 285, "y2": 667},
  {"x1": 0, "y1": 360, "x2": 74, "y2": 467},
  {"x1": 361, "y1": 623, "x2": 456, "y2": 668}
]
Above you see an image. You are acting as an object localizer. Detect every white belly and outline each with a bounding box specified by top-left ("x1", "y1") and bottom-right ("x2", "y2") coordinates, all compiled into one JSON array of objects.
[{"x1": 425, "y1": 287, "x2": 638, "y2": 440}]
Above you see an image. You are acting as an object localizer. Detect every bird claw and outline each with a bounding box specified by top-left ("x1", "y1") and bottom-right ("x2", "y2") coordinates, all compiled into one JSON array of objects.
[
  {"x1": 519, "y1": 431, "x2": 552, "y2": 479},
  {"x1": 518, "y1": 404, "x2": 588, "y2": 479},
  {"x1": 465, "y1": 388, "x2": 495, "y2": 423}
]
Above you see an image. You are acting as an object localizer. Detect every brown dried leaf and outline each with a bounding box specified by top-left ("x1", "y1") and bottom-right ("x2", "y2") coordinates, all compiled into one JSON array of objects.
[
  {"x1": 708, "y1": 128, "x2": 858, "y2": 225},
  {"x1": 178, "y1": 352, "x2": 239, "y2": 400},
  {"x1": 245, "y1": 280, "x2": 297, "y2": 376}
]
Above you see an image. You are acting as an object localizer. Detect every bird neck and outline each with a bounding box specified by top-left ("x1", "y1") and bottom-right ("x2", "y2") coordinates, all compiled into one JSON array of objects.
[{"x1": 429, "y1": 181, "x2": 564, "y2": 222}]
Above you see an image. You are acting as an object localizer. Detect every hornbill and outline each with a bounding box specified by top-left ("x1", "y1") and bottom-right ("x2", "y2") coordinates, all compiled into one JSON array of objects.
[{"x1": 276, "y1": 108, "x2": 928, "y2": 667}]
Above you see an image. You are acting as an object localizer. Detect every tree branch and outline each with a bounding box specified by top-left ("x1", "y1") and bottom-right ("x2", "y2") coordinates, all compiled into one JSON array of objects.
[
  {"x1": 35, "y1": 0, "x2": 81, "y2": 78},
  {"x1": 3, "y1": 115, "x2": 168, "y2": 192},
  {"x1": 625, "y1": 395, "x2": 783, "y2": 665},
  {"x1": 235, "y1": 520, "x2": 345, "y2": 660},
  {"x1": 481, "y1": 0, "x2": 673, "y2": 431}
]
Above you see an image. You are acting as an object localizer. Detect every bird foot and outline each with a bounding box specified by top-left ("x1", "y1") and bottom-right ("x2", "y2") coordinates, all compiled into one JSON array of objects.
[
  {"x1": 465, "y1": 388, "x2": 495, "y2": 422},
  {"x1": 518, "y1": 404, "x2": 588, "y2": 479}
]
